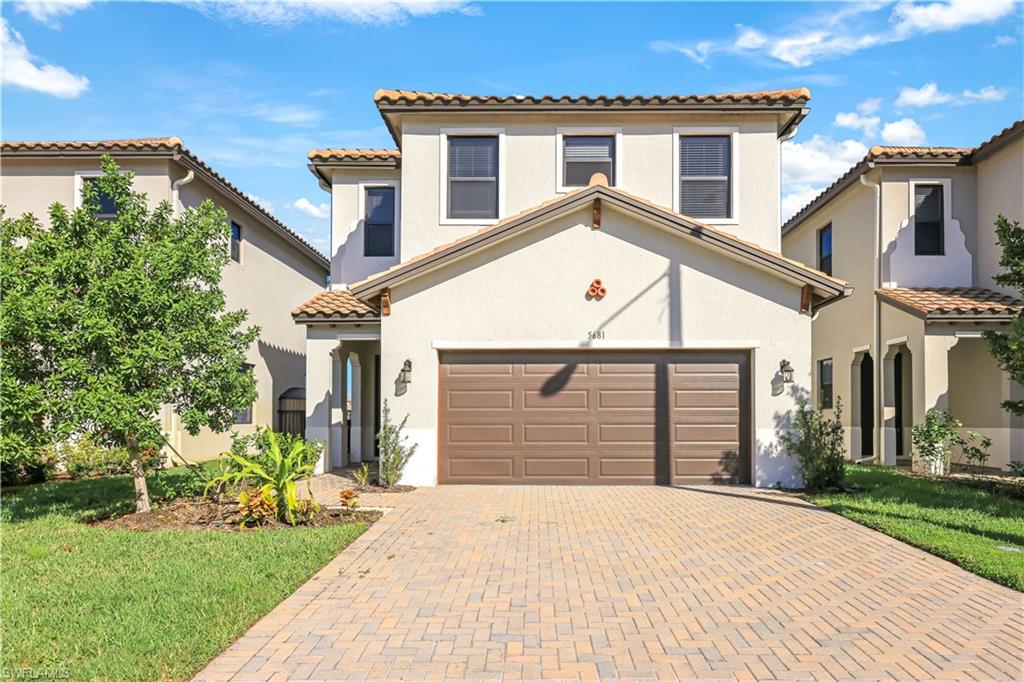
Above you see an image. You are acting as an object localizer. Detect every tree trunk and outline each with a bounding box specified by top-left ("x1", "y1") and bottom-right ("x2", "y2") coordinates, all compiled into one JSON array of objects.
[{"x1": 128, "y1": 435, "x2": 152, "y2": 513}]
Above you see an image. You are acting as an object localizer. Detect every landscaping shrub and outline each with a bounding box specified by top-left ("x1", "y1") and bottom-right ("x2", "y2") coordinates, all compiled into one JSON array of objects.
[
  {"x1": 228, "y1": 426, "x2": 322, "y2": 473},
  {"x1": 206, "y1": 431, "x2": 316, "y2": 525},
  {"x1": 0, "y1": 448, "x2": 56, "y2": 486},
  {"x1": 237, "y1": 487, "x2": 278, "y2": 526},
  {"x1": 377, "y1": 400, "x2": 417, "y2": 488},
  {"x1": 353, "y1": 462, "x2": 372, "y2": 486},
  {"x1": 42, "y1": 436, "x2": 164, "y2": 480},
  {"x1": 780, "y1": 398, "x2": 846, "y2": 492},
  {"x1": 913, "y1": 409, "x2": 992, "y2": 476}
]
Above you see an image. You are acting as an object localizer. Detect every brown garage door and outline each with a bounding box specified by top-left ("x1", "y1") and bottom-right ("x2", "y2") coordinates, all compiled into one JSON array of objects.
[{"x1": 439, "y1": 351, "x2": 749, "y2": 484}]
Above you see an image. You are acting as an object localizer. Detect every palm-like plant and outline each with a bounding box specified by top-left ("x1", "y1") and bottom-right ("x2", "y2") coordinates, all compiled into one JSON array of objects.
[{"x1": 206, "y1": 431, "x2": 316, "y2": 525}]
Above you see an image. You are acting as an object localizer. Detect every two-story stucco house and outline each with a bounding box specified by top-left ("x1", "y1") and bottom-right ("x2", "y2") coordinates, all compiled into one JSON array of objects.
[
  {"x1": 294, "y1": 88, "x2": 850, "y2": 487},
  {"x1": 1, "y1": 138, "x2": 330, "y2": 461},
  {"x1": 781, "y1": 120, "x2": 1024, "y2": 472}
]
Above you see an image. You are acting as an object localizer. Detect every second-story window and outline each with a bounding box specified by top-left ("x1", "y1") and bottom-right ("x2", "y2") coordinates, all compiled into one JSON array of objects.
[
  {"x1": 563, "y1": 135, "x2": 615, "y2": 187},
  {"x1": 230, "y1": 221, "x2": 242, "y2": 262},
  {"x1": 679, "y1": 135, "x2": 731, "y2": 219},
  {"x1": 83, "y1": 176, "x2": 118, "y2": 219},
  {"x1": 914, "y1": 184, "x2": 944, "y2": 255},
  {"x1": 818, "y1": 358, "x2": 834, "y2": 410},
  {"x1": 448, "y1": 136, "x2": 498, "y2": 220},
  {"x1": 818, "y1": 223, "x2": 833, "y2": 276},
  {"x1": 364, "y1": 186, "x2": 396, "y2": 257}
]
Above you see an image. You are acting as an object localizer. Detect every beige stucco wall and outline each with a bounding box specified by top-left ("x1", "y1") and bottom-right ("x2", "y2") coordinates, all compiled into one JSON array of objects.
[
  {"x1": 1, "y1": 157, "x2": 173, "y2": 223},
  {"x1": 975, "y1": 137, "x2": 1024, "y2": 295},
  {"x1": 386, "y1": 112, "x2": 781, "y2": 268},
  {"x1": 371, "y1": 202, "x2": 813, "y2": 487},
  {"x1": 948, "y1": 337, "x2": 1018, "y2": 470},
  {"x1": 1, "y1": 155, "x2": 328, "y2": 461},
  {"x1": 782, "y1": 178, "x2": 877, "y2": 458},
  {"x1": 328, "y1": 167, "x2": 401, "y2": 285}
]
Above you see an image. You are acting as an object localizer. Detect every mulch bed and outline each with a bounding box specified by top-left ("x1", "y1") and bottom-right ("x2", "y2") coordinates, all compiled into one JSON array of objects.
[
  {"x1": 97, "y1": 498, "x2": 382, "y2": 532},
  {"x1": 346, "y1": 483, "x2": 415, "y2": 494}
]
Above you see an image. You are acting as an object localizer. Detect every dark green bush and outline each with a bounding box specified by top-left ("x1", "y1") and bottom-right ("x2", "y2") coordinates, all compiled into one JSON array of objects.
[{"x1": 781, "y1": 398, "x2": 846, "y2": 492}]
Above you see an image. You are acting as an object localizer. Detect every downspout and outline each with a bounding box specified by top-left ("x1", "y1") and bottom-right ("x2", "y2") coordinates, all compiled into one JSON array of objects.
[
  {"x1": 166, "y1": 164, "x2": 195, "y2": 455},
  {"x1": 860, "y1": 170, "x2": 881, "y2": 463},
  {"x1": 171, "y1": 167, "x2": 195, "y2": 219}
]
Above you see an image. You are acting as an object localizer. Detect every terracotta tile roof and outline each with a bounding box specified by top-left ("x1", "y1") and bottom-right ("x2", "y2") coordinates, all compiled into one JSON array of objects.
[
  {"x1": 307, "y1": 148, "x2": 401, "y2": 163},
  {"x1": 971, "y1": 119, "x2": 1024, "y2": 162},
  {"x1": 877, "y1": 287, "x2": 1023, "y2": 319},
  {"x1": 866, "y1": 145, "x2": 972, "y2": 161},
  {"x1": 2, "y1": 137, "x2": 329, "y2": 271},
  {"x1": 374, "y1": 88, "x2": 812, "y2": 107},
  {"x1": 292, "y1": 290, "x2": 379, "y2": 320},
  {"x1": 347, "y1": 176, "x2": 848, "y2": 300}
]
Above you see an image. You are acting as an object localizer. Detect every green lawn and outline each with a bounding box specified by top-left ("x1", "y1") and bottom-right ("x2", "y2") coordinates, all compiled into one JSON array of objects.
[
  {"x1": 1, "y1": 466, "x2": 369, "y2": 681},
  {"x1": 808, "y1": 464, "x2": 1024, "y2": 591}
]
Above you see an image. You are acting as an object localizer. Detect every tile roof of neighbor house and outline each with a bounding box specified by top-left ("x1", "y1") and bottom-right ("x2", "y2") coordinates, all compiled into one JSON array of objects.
[
  {"x1": 292, "y1": 289, "x2": 379, "y2": 320},
  {"x1": 782, "y1": 122, "x2": 1024, "y2": 236},
  {"x1": 307, "y1": 148, "x2": 401, "y2": 163},
  {"x1": 877, "y1": 287, "x2": 1023, "y2": 320},
  {"x1": 373, "y1": 87, "x2": 813, "y2": 107},
  {"x1": 1, "y1": 137, "x2": 329, "y2": 271},
  {"x1": 343, "y1": 174, "x2": 849, "y2": 304}
]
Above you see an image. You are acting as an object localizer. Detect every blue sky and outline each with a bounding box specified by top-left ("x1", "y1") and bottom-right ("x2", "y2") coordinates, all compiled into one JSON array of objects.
[{"x1": 3, "y1": 1, "x2": 1022, "y2": 254}]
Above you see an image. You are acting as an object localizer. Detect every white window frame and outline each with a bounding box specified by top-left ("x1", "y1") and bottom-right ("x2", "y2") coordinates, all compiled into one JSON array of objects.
[
  {"x1": 439, "y1": 128, "x2": 505, "y2": 226},
  {"x1": 555, "y1": 126, "x2": 623, "y2": 193},
  {"x1": 672, "y1": 126, "x2": 740, "y2": 226},
  {"x1": 357, "y1": 180, "x2": 401, "y2": 259},
  {"x1": 229, "y1": 220, "x2": 243, "y2": 265},
  {"x1": 907, "y1": 177, "x2": 952, "y2": 257},
  {"x1": 74, "y1": 169, "x2": 127, "y2": 215}
]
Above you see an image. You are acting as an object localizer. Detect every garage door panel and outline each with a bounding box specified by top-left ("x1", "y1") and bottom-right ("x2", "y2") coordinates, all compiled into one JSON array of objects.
[{"x1": 439, "y1": 351, "x2": 749, "y2": 484}]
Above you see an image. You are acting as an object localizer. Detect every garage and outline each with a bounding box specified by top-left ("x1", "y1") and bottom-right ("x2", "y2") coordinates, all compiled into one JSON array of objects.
[{"x1": 439, "y1": 351, "x2": 750, "y2": 485}]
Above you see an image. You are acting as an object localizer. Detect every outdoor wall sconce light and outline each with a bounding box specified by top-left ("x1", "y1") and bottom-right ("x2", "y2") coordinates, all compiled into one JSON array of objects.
[
  {"x1": 399, "y1": 359, "x2": 413, "y2": 385},
  {"x1": 779, "y1": 359, "x2": 794, "y2": 384}
]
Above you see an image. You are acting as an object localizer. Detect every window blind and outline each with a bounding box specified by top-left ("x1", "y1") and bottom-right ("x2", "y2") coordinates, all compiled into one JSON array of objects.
[
  {"x1": 914, "y1": 184, "x2": 944, "y2": 255},
  {"x1": 448, "y1": 136, "x2": 499, "y2": 219},
  {"x1": 364, "y1": 187, "x2": 395, "y2": 257},
  {"x1": 564, "y1": 135, "x2": 615, "y2": 186},
  {"x1": 679, "y1": 136, "x2": 730, "y2": 218}
]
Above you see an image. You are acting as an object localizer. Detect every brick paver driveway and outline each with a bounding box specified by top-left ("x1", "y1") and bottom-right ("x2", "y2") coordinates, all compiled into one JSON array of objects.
[{"x1": 196, "y1": 486, "x2": 1023, "y2": 681}]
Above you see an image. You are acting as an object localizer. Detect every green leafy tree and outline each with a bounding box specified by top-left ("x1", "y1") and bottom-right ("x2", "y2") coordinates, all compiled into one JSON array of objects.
[
  {"x1": 0, "y1": 156, "x2": 258, "y2": 510},
  {"x1": 984, "y1": 215, "x2": 1024, "y2": 415}
]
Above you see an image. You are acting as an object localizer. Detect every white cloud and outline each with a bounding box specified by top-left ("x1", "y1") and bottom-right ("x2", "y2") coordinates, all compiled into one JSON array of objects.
[
  {"x1": 192, "y1": 1, "x2": 477, "y2": 27},
  {"x1": 246, "y1": 103, "x2": 323, "y2": 126},
  {"x1": 857, "y1": 97, "x2": 882, "y2": 115},
  {"x1": 891, "y1": 0, "x2": 1017, "y2": 36},
  {"x1": 15, "y1": 0, "x2": 91, "y2": 28},
  {"x1": 895, "y1": 82, "x2": 954, "y2": 107},
  {"x1": 246, "y1": 193, "x2": 275, "y2": 214},
  {"x1": 990, "y1": 34, "x2": 1017, "y2": 47},
  {"x1": 834, "y1": 111, "x2": 881, "y2": 138},
  {"x1": 0, "y1": 18, "x2": 89, "y2": 98},
  {"x1": 653, "y1": 0, "x2": 1016, "y2": 68},
  {"x1": 881, "y1": 118, "x2": 927, "y2": 145},
  {"x1": 962, "y1": 85, "x2": 1008, "y2": 102},
  {"x1": 897, "y1": 81, "x2": 1010, "y2": 107},
  {"x1": 290, "y1": 197, "x2": 329, "y2": 220},
  {"x1": 780, "y1": 134, "x2": 868, "y2": 220}
]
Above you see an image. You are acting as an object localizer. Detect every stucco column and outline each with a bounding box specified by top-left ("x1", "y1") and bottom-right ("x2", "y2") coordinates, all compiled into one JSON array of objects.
[
  {"x1": 305, "y1": 332, "x2": 339, "y2": 475},
  {"x1": 328, "y1": 346, "x2": 345, "y2": 470},
  {"x1": 348, "y1": 351, "x2": 363, "y2": 463},
  {"x1": 360, "y1": 346, "x2": 378, "y2": 460},
  {"x1": 922, "y1": 334, "x2": 959, "y2": 415}
]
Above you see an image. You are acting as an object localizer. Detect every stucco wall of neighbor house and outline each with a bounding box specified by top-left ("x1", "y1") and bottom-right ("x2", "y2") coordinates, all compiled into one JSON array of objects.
[
  {"x1": 975, "y1": 136, "x2": 1024, "y2": 296},
  {"x1": 377, "y1": 203, "x2": 813, "y2": 488},
  {"x1": 880, "y1": 166, "x2": 977, "y2": 288},
  {"x1": 782, "y1": 180, "x2": 877, "y2": 458},
  {"x1": 174, "y1": 175, "x2": 327, "y2": 460},
  {"x1": 328, "y1": 167, "x2": 402, "y2": 286},
  {"x1": 0, "y1": 157, "x2": 173, "y2": 223},
  {"x1": 0, "y1": 155, "x2": 327, "y2": 462},
  {"x1": 948, "y1": 336, "x2": 1018, "y2": 470},
  {"x1": 394, "y1": 113, "x2": 782, "y2": 264}
]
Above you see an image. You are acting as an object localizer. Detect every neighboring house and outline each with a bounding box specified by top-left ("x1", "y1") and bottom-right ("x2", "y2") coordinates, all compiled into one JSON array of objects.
[
  {"x1": 1, "y1": 138, "x2": 330, "y2": 461},
  {"x1": 295, "y1": 88, "x2": 849, "y2": 487},
  {"x1": 781, "y1": 120, "x2": 1024, "y2": 471}
]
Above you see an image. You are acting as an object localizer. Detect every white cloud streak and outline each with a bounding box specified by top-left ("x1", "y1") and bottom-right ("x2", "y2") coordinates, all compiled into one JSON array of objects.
[
  {"x1": 881, "y1": 118, "x2": 928, "y2": 145},
  {"x1": 896, "y1": 81, "x2": 1010, "y2": 107},
  {"x1": 653, "y1": 1, "x2": 1017, "y2": 68},
  {"x1": 190, "y1": 1, "x2": 478, "y2": 27},
  {"x1": 1, "y1": 18, "x2": 89, "y2": 98},
  {"x1": 781, "y1": 134, "x2": 868, "y2": 220},
  {"x1": 290, "y1": 197, "x2": 330, "y2": 219},
  {"x1": 15, "y1": 0, "x2": 92, "y2": 28}
]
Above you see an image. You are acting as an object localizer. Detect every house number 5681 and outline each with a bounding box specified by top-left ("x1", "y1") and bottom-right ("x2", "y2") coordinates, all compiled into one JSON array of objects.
[{"x1": 587, "y1": 330, "x2": 605, "y2": 340}]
